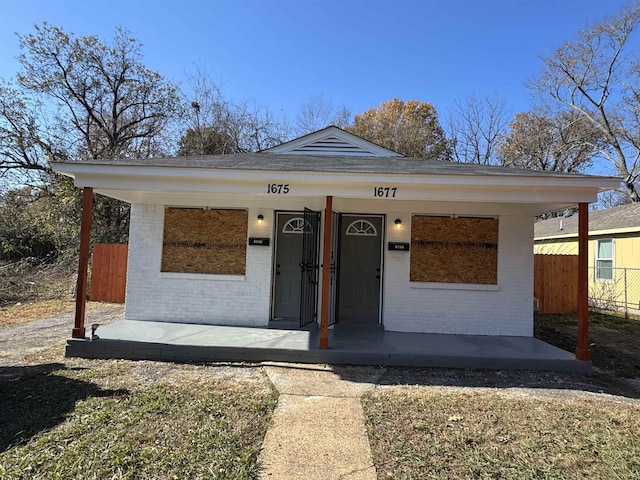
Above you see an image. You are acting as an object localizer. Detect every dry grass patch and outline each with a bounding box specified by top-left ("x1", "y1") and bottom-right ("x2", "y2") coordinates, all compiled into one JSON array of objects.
[
  {"x1": 535, "y1": 310, "x2": 640, "y2": 378},
  {"x1": 0, "y1": 299, "x2": 111, "y2": 327},
  {"x1": 363, "y1": 388, "x2": 640, "y2": 480},
  {"x1": 0, "y1": 360, "x2": 277, "y2": 479}
]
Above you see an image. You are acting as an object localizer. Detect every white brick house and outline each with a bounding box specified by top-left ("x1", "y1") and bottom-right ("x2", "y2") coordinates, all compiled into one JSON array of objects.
[{"x1": 54, "y1": 127, "x2": 618, "y2": 342}]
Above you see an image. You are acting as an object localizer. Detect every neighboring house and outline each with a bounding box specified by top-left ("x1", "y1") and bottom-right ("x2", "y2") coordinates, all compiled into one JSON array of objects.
[
  {"x1": 534, "y1": 202, "x2": 640, "y2": 311},
  {"x1": 53, "y1": 127, "x2": 618, "y2": 341}
]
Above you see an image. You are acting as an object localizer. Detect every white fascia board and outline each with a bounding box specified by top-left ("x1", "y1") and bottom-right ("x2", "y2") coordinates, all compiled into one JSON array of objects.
[
  {"x1": 86, "y1": 177, "x2": 597, "y2": 204},
  {"x1": 95, "y1": 189, "x2": 577, "y2": 217},
  {"x1": 534, "y1": 233, "x2": 579, "y2": 241},
  {"x1": 53, "y1": 162, "x2": 621, "y2": 191},
  {"x1": 56, "y1": 170, "x2": 605, "y2": 207}
]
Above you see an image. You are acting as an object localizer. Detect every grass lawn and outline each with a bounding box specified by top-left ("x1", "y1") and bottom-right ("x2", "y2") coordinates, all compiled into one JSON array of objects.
[
  {"x1": 0, "y1": 360, "x2": 278, "y2": 479},
  {"x1": 363, "y1": 388, "x2": 640, "y2": 480},
  {"x1": 363, "y1": 310, "x2": 640, "y2": 479}
]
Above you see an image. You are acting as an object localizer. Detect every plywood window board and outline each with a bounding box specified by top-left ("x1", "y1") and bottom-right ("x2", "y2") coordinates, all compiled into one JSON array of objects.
[
  {"x1": 161, "y1": 208, "x2": 248, "y2": 275},
  {"x1": 410, "y1": 216, "x2": 498, "y2": 284}
]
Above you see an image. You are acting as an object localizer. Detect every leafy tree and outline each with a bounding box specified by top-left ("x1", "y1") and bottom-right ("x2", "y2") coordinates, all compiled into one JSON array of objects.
[
  {"x1": 0, "y1": 23, "x2": 182, "y2": 247},
  {"x1": 0, "y1": 174, "x2": 131, "y2": 262},
  {"x1": 532, "y1": 3, "x2": 640, "y2": 200},
  {"x1": 447, "y1": 94, "x2": 509, "y2": 165},
  {"x1": 0, "y1": 188, "x2": 57, "y2": 261},
  {"x1": 177, "y1": 125, "x2": 240, "y2": 156},
  {"x1": 0, "y1": 179, "x2": 80, "y2": 261},
  {"x1": 498, "y1": 110, "x2": 599, "y2": 173},
  {"x1": 345, "y1": 98, "x2": 450, "y2": 159}
]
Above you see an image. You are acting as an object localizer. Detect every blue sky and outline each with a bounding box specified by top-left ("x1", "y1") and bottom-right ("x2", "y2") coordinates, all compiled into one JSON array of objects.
[{"x1": 0, "y1": 0, "x2": 633, "y2": 124}]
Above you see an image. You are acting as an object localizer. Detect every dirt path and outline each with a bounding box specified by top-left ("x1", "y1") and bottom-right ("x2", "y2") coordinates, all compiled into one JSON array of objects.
[{"x1": 0, "y1": 304, "x2": 124, "y2": 366}]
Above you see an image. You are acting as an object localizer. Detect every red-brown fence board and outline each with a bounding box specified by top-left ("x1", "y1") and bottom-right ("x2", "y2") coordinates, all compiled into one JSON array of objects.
[
  {"x1": 90, "y1": 244, "x2": 128, "y2": 303},
  {"x1": 533, "y1": 254, "x2": 578, "y2": 314}
]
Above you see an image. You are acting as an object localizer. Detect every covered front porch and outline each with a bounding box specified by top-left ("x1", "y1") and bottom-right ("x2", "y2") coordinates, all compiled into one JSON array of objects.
[{"x1": 66, "y1": 320, "x2": 590, "y2": 373}]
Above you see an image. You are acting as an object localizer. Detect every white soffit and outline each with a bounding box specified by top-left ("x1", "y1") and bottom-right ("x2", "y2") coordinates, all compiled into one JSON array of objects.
[{"x1": 262, "y1": 126, "x2": 403, "y2": 157}]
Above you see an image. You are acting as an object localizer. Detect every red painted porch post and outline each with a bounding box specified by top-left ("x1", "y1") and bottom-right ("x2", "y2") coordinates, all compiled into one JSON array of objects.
[
  {"x1": 319, "y1": 196, "x2": 333, "y2": 350},
  {"x1": 576, "y1": 202, "x2": 591, "y2": 361},
  {"x1": 73, "y1": 187, "x2": 93, "y2": 339}
]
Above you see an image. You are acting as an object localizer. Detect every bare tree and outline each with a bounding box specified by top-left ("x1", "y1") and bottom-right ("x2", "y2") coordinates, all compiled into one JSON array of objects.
[
  {"x1": 498, "y1": 109, "x2": 599, "y2": 173},
  {"x1": 15, "y1": 23, "x2": 181, "y2": 162},
  {"x1": 178, "y1": 70, "x2": 241, "y2": 155},
  {"x1": 0, "y1": 23, "x2": 182, "y2": 244},
  {"x1": 179, "y1": 70, "x2": 291, "y2": 155},
  {"x1": 599, "y1": 189, "x2": 632, "y2": 208},
  {"x1": 447, "y1": 94, "x2": 509, "y2": 165},
  {"x1": 0, "y1": 83, "x2": 52, "y2": 185},
  {"x1": 532, "y1": 3, "x2": 640, "y2": 200},
  {"x1": 295, "y1": 94, "x2": 351, "y2": 135},
  {"x1": 235, "y1": 101, "x2": 291, "y2": 152}
]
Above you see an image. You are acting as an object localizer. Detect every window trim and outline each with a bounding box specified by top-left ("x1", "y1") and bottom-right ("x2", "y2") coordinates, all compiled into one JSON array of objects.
[{"x1": 595, "y1": 238, "x2": 614, "y2": 282}]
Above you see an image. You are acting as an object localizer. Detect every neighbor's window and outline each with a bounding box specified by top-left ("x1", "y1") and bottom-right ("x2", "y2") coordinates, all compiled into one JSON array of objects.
[
  {"x1": 410, "y1": 215, "x2": 498, "y2": 284},
  {"x1": 161, "y1": 208, "x2": 248, "y2": 275},
  {"x1": 595, "y1": 238, "x2": 613, "y2": 281}
]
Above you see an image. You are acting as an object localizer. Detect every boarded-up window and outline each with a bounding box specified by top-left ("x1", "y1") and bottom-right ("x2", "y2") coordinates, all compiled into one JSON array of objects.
[
  {"x1": 410, "y1": 216, "x2": 498, "y2": 284},
  {"x1": 161, "y1": 208, "x2": 247, "y2": 275}
]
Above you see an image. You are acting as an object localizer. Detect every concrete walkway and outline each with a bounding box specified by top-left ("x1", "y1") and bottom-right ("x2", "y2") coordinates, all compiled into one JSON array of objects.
[{"x1": 258, "y1": 363, "x2": 384, "y2": 480}]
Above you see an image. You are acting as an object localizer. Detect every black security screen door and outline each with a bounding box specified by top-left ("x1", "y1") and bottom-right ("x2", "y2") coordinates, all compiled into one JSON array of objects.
[
  {"x1": 300, "y1": 208, "x2": 320, "y2": 327},
  {"x1": 328, "y1": 211, "x2": 340, "y2": 326}
]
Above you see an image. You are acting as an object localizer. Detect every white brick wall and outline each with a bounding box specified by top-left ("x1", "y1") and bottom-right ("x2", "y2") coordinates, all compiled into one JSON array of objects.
[
  {"x1": 125, "y1": 200, "x2": 535, "y2": 336},
  {"x1": 125, "y1": 204, "x2": 273, "y2": 326},
  {"x1": 382, "y1": 214, "x2": 534, "y2": 336}
]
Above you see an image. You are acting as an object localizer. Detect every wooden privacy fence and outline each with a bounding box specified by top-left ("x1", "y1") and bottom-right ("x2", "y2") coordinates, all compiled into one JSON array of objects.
[
  {"x1": 533, "y1": 254, "x2": 578, "y2": 314},
  {"x1": 90, "y1": 244, "x2": 128, "y2": 303}
]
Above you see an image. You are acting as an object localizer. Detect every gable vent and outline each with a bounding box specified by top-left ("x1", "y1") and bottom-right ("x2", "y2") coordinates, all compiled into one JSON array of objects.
[
  {"x1": 287, "y1": 135, "x2": 379, "y2": 156},
  {"x1": 261, "y1": 126, "x2": 403, "y2": 157}
]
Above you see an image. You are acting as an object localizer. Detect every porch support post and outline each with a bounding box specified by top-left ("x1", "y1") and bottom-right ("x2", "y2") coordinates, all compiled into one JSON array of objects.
[
  {"x1": 73, "y1": 187, "x2": 93, "y2": 339},
  {"x1": 319, "y1": 195, "x2": 333, "y2": 350},
  {"x1": 576, "y1": 202, "x2": 591, "y2": 361}
]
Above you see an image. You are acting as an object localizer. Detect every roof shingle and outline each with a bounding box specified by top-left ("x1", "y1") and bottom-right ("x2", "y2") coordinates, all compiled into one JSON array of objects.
[
  {"x1": 534, "y1": 202, "x2": 640, "y2": 238},
  {"x1": 54, "y1": 152, "x2": 612, "y2": 179}
]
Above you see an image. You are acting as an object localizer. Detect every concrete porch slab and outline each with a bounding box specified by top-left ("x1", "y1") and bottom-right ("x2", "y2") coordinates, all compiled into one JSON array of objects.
[{"x1": 66, "y1": 320, "x2": 591, "y2": 373}]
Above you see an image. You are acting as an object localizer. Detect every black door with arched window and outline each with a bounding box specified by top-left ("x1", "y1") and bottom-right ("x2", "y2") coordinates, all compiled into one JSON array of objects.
[
  {"x1": 336, "y1": 214, "x2": 383, "y2": 325},
  {"x1": 272, "y1": 212, "x2": 306, "y2": 320},
  {"x1": 272, "y1": 210, "x2": 320, "y2": 325}
]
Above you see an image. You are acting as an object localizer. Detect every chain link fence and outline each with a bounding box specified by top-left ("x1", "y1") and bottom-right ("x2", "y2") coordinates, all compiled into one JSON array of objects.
[{"x1": 588, "y1": 267, "x2": 640, "y2": 316}]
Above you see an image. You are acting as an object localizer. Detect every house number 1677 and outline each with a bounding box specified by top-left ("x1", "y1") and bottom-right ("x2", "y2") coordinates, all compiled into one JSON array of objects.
[{"x1": 373, "y1": 187, "x2": 397, "y2": 198}]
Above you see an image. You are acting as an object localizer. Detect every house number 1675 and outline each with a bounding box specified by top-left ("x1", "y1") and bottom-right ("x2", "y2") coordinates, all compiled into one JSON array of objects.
[
  {"x1": 373, "y1": 187, "x2": 397, "y2": 198},
  {"x1": 267, "y1": 184, "x2": 290, "y2": 194}
]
